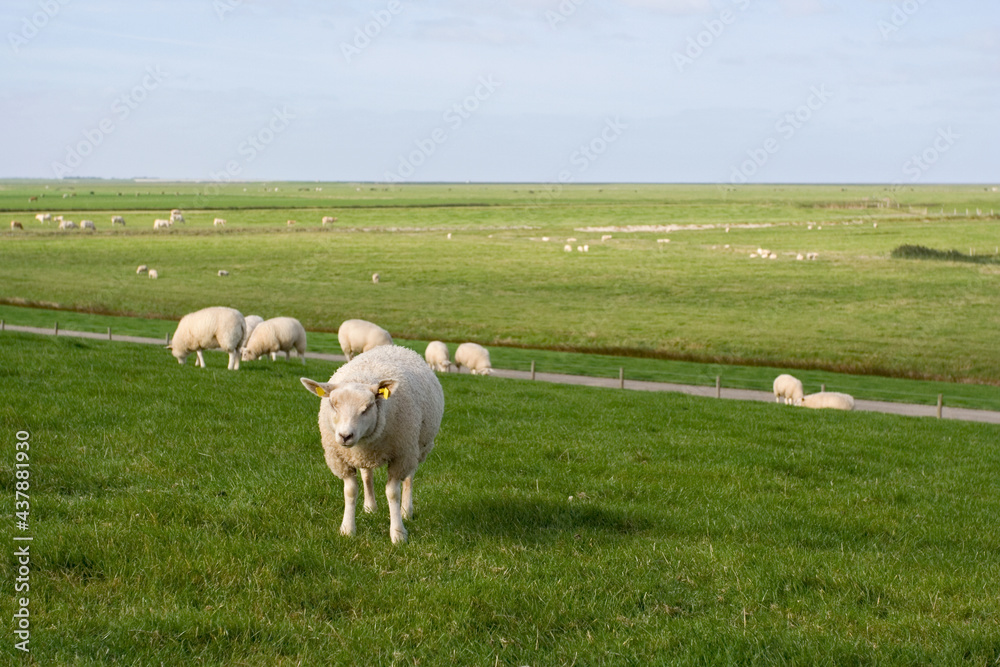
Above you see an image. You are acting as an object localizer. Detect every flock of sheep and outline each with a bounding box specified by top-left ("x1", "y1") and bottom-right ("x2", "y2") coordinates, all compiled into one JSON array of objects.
[
  {"x1": 773, "y1": 373, "x2": 855, "y2": 411},
  {"x1": 12, "y1": 209, "x2": 342, "y2": 231}
]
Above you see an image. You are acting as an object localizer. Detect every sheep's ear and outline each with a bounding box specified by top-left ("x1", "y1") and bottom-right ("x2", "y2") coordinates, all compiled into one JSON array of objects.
[
  {"x1": 301, "y1": 378, "x2": 335, "y2": 398},
  {"x1": 373, "y1": 379, "x2": 399, "y2": 400}
]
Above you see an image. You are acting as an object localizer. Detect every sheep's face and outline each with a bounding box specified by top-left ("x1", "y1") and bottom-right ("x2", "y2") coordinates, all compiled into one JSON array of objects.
[
  {"x1": 301, "y1": 378, "x2": 398, "y2": 448},
  {"x1": 241, "y1": 349, "x2": 260, "y2": 362}
]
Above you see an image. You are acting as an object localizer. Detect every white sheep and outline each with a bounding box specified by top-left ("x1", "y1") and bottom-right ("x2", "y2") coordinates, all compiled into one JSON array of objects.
[
  {"x1": 136, "y1": 265, "x2": 148, "y2": 274},
  {"x1": 424, "y1": 341, "x2": 450, "y2": 373},
  {"x1": 454, "y1": 342, "x2": 492, "y2": 375},
  {"x1": 168, "y1": 306, "x2": 246, "y2": 370},
  {"x1": 153, "y1": 219, "x2": 171, "y2": 230},
  {"x1": 242, "y1": 315, "x2": 264, "y2": 350},
  {"x1": 217, "y1": 270, "x2": 229, "y2": 277},
  {"x1": 148, "y1": 269, "x2": 158, "y2": 279},
  {"x1": 372, "y1": 272, "x2": 380, "y2": 284},
  {"x1": 801, "y1": 392, "x2": 855, "y2": 411},
  {"x1": 322, "y1": 216, "x2": 337, "y2": 225},
  {"x1": 300, "y1": 345, "x2": 444, "y2": 543},
  {"x1": 241, "y1": 316, "x2": 307, "y2": 363},
  {"x1": 213, "y1": 218, "x2": 226, "y2": 227},
  {"x1": 58, "y1": 220, "x2": 77, "y2": 230},
  {"x1": 564, "y1": 244, "x2": 573, "y2": 252},
  {"x1": 772, "y1": 374, "x2": 804, "y2": 406},
  {"x1": 338, "y1": 319, "x2": 393, "y2": 361},
  {"x1": 80, "y1": 220, "x2": 95, "y2": 230},
  {"x1": 35, "y1": 213, "x2": 51, "y2": 223},
  {"x1": 111, "y1": 215, "x2": 125, "y2": 226},
  {"x1": 170, "y1": 209, "x2": 184, "y2": 223}
]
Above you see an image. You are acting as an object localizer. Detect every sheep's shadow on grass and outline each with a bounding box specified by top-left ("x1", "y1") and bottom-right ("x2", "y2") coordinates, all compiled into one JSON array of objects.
[{"x1": 440, "y1": 498, "x2": 652, "y2": 544}]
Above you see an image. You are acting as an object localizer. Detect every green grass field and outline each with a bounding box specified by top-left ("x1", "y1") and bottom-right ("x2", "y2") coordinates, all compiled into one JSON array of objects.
[
  {"x1": 2, "y1": 180, "x2": 999, "y2": 385},
  {"x1": 2, "y1": 333, "x2": 999, "y2": 665}
]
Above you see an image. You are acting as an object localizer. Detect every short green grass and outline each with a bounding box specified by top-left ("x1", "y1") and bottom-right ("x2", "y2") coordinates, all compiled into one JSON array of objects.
[
  {"x1": 2, "y1": 333, "x2": 999, "y2": 665},
  {"x1": 2, "y1": 303, "x2": 998, "y2": 411}
]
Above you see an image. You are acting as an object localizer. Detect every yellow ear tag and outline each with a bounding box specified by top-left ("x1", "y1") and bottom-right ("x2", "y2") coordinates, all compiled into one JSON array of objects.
[
  {"x1": 378, "y1": 387, "x2": 391, "y2": 399},
  {"x1": 315, "y1": 386, "x2": 326, "y2": 397}
]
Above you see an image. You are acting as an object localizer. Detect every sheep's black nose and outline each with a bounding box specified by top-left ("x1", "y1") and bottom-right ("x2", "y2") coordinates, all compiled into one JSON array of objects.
[{"x1": 338, "y1": 432, "x2": 354, "y2": 444}]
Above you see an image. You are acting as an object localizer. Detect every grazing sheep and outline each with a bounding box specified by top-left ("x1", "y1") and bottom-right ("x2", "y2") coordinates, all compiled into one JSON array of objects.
[
  {"x1": 170, "y1": 209, "x2": 184, "y2": 223},
  {"x1": 241, "y1": 316, "x2": 307, "y2": 364},
  {"x1": 286, "y1": 219, "x2": 296, "y2": 227},
  {"x1": 601, "y1": 234, "x2": 612, "y2": 242},
  {"x1": 111, "y1": 215, "x2": 125, "y2": 226},
  {"x1": 424, "y1": 341, "x2": 450, "y2": 373},
  {"x1": 806, "y1": 252, "x2": 819, "y2": 261},
  {"x1": 322, "y1": 216, "x2": 337, "y2": 225},
  {"x1": 772, "y1": 374, "x2": 804, "y2": 406},
  {"x1": 796, "y1": 253, "x2": 804, "y2": 261},
  {"x1": 168, "y1": 306, "x2": 246, "y2": 370},
  {"x1": 801, "y1": 392, "x2": 855, "y2": 411},
  {"x1": 10, "y1": 221, "x2": 23, "y2": 230},
  {"x1": 564, "y1": 244, "x2": 573, "y2": 252},
  {"x1": 241, "y1": 314, "x2": 264, "y2": 350},
  {"x1": 372, "y1": 272, "x2": 380, "y2": 284},
  {"x1": 58, "y1": 220, "x2": 77, "y2": 230},
  {"x1": 53, "y1": 215, "x2": 63, "y2": 223},
  {"x1": 153, "y1": 219, "x2": 171, "y2": 230},
  {"x1": 217, "y1": 270, "x2": 229, "y2": 277},
  {"x1": 338, "y1": 319, "x2": 393, "y2": 361},
  {"x1": 213, "y1": 218, "x2": 226, "y2": 227},
  {"x1": 148, "y1": 269, "x2": 158, "y2": 279},
  {"x1": 35, "y1": 213, "x2": 51, "y2": 223},
  {"x1": 136, "y1": 265, "x2": 148, "y2": 274},
  {"x1": 300, "y1": 344, "x2": 445, "y2": 543},
  {"x1": 454, "y1": 342, "x2": 492, "y2": 375},
  {"x1": 80, "y1": 220, "x2": 96, "y2": 230}
]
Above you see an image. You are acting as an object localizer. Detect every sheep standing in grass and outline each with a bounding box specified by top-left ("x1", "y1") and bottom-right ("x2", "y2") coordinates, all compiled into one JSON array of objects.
[
  {"x1": 454, "y1": 342, "x2": 492, "y2": 375},
  {"x1": 148, "y1": 269, "x2": 159, "y2": 280},
  {"x1": 773, "y1": 374, "x2": 804, "y2": 405},
  {"x1": 801, "y1": 392, "x2": 855, "y2": 411},
  {"x1": 338, "y1": 319, "x2": 393, "y2": 361},
  {"x1": 136, "y1": 265, "x2": 148, "y2": 275},
  {"x1": 111, "y1": 215, "x2": 125, "y2": 226},
  {"x1": 169, "y1": 306, "x2": 246, "y2": 370},
  {"x1": 241, "y1": 316, "x2": 307, "y2": 363},
  {"x1": 80, "y1": 220, "x2": 96, "y2": 230},
  {"x1": 153, "y1": 219, "x2": 171, "y2": 230},
  {"x1": 300, "y1": 345, "x2": 444, "y2": 543},
  {"x1": 241, "y1": 315, "x2": 264, "y2": 350},
  {"x1": 425, "y1": 341, "x2": 450, "y2": 372}
]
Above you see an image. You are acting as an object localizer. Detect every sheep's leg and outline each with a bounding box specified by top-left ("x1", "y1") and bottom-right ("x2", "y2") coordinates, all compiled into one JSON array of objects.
[
  {"x1": 401, "y1": 475, "x2": 414, "y2": 520},
  {"x1": 196, "y1": 350, "x2": 205, "y2": 368},
  {"x1": 386, "y1": 477, "x2": 407, "y2": 543},
  {"x1": 270, "y1": 352, "x2": 277, "y2": 362},
  {"x1": 340, "y1": 473, "x2": 359, "y2": 537},
  {"x1": 361, "y1": 468, "x2": 377, "y2": 513},
  {"x1": 228, "y1": 351, "x2": 240, "y2": 370}
]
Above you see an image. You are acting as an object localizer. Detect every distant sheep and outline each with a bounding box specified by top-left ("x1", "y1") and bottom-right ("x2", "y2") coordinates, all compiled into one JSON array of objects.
[
  {"x1": 372, "y1": 272, "x2": 380, "y2": 284},
  {"x1": 286, "y1": 219, "x2": 296, "y2": 227},
  {"x1": 424, "y1": 341, "x2": 450, "y2": 373},
  {"x1": 58, "y1": 220, "x2": 77, "y2": 230},
  {"x1": 322, "y1": 216, "x2": 337, "y2": 225},
  {"x1": 148, "y1": 269, "x2": 158, "y2": 279},
  {"x1": 454, "y1": 342, "x2": 492, "y2": 375},
  {"x1": 111, "y1": 215, "x2": 125, "y2": 226},
  {"x1": 338, "y1": 319, "x2": 393, "y2": 361},
  {"x1": 772, "y1": 374, "x2": 804, "y2": 406},
  {"x1": 169, "y1": 306, "x2": 246, "y2": 370},
  {"x1": 300, "y1": 344, "x2": 444, "y2": 543},
  {"x1": 801, "y1": 392, "x2": 855, "y2": 411},
  {"x1": 213, "y1": 218, "x2": 226, "y2": 227},
  {"x1": 170, "y1": 209, "x2": 184, "y2": 223},
  {"x1": 10, "y1": 221, "x2": 23, "y2": 230},
  {"x1": 153, "y1": 219, "x2": 171, "y2": 230},
  {"x1": 218, "y1": 270, "x2": 229, "y2": 277},
  {"x1": 564, "y1": 244, "x2": 572, "y2": 252},
  {"x1": 136, "y1": 265, "x2": 148, "y2": 274},
  {"x1": 80, "y1": 220, "x2": 95, "y2": 230},
  {"x1": 241, "y1": 316, "x2": 307, "y2": 363},
  {"x1": 35, "y1": 213, "x2": 51, "y2": 223}
]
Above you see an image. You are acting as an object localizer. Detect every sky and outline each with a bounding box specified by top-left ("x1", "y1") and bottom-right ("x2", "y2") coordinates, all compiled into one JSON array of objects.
[{"x1": 1, "y1": 0, "x2": 997, "y2": 183}]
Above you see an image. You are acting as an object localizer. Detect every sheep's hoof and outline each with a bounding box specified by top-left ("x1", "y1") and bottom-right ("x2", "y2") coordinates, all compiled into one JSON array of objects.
[
  {"x1": 363, "y1": 502, "x2": 377, "y2": 514},
  {"x1": 390, "y1": 527, "x2": 408, "y2": 544},
  {"x1": 339, "y1": 524, "x2": 355, "y2": 537}
]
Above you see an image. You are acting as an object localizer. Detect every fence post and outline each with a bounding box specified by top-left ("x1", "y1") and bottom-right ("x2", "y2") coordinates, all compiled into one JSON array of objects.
[
  {"x1": 0, "y1": 319, "x2": 4, "y2": 332},
  {"x1": 54, "y1": 321, "x2": 59, "y2": 335},
  {"x1": 107, "y1": 327, "x2": 112, "y2": 341},
  {"x1": 716, "y1": 375, "x2": 721, "y2": 399},
  {"x1": 165, "y1": 332, "x2": 170, "y2": 345},
  {"x1": 619, "y1": 367, "x2": 624, "y2": 389},
  {"x1": 821, "y1": 383, "x2": 826, "y2": 392},
  {"x1": 530, "y1": 360, "x2": 536, "y2": 381},
  {"x1": 937, "y1": 394, "x2": 943, "y2": 419}
]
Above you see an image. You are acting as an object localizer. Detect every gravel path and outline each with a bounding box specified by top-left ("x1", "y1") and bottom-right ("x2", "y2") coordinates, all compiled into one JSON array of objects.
[{"x1": 6, "y1": 324, "x2": 998, "y2": 425}]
